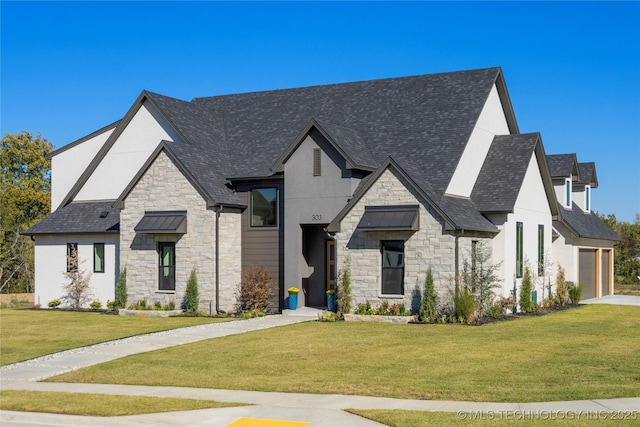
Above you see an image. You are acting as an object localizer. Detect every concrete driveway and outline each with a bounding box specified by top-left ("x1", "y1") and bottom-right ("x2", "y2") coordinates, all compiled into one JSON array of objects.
[{"x1": 581, "y1": 295, "x2": 640, "y2": 306}]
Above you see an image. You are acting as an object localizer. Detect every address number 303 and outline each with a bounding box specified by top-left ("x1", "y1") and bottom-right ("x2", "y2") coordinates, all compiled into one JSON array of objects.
[{"x1": 311, "y1": 214, "x2": 323, "y2": 221}]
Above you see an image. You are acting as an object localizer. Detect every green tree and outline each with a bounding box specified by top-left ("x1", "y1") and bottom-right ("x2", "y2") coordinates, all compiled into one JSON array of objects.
[
  {"x1": 519, "y1": 265, "x2": 534, "y2": 313},
  {"x1": 114, "y1": 266, "x2": 127, "y2": 309},
  {"x1": 183, "y1": 267, "x2": 200, "y2": 312},
  {"x1": 598, "y1": 213, "x2": 640, "y2": 285},
  {"x1": 337, "y1": 255, "x2": 352, "y2": 315},
  {"x1": 420, "y1": 266, "x2": 437, "y2": 322},
  {"x1": 0, "y1": 131, "x2": 52, "y2": 293}
]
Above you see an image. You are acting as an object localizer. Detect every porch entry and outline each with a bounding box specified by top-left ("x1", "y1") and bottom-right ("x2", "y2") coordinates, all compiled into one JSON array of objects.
[{"x1": 301, "y1": 225, "x2": 335, "y2": 308}]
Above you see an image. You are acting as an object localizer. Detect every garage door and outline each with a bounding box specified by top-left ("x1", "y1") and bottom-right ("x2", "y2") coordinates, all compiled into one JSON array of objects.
[
  {"x1": 601, "y1": 249, "x2": 611, "y2": 296},
  {"x1": 579, "y1": 249, "x2": 597, "y2": 300}
]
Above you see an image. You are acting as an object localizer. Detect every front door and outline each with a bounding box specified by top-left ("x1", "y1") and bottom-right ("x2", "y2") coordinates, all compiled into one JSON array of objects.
[{"x1": 326, "y1": 239, "x2": 336, "y2": 293}]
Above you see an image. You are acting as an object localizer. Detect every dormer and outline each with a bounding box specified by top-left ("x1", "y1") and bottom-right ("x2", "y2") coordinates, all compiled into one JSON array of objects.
[
  {"x1": 574, "y1": 162, "x2": 598, "y2": 213},
  {"x1": 546, "y1": 154, "x2": 579, "y2": 209}
]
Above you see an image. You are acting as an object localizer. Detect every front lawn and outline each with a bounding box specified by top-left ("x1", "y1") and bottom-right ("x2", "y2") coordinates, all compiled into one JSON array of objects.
[
  {"x1": 0, "y1": 390, "x2": 244, "y2": 416},
  {"x1": 49, "y1": 305, "x2": 640, "y2": 402},
  {"x1": 0, "y1": 309, "x2": 232, "y2": 365}
]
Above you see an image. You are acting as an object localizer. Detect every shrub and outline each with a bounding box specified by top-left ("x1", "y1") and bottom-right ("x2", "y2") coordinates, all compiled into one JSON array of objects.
[
  {"x1": 183, "y1": 267, "x2": 199, "y2": 312},
  {"x1": 337, "y1": 255, "x2": 352, "y2": 315},
  {"x1": 453, "y1": 288, "x2": 476, "y2": 324},
  {"x1": 354, "y1": 301, "x2": 373, "y2": 315},
  {"x1": 163, "y1": 300, "x2": 175, "y2": 311},
  {"x1": 89, "y1": 300, "x2": 102, "y2": 310},
  {"x1": 106, "y1": 300, "x2": 115, "y2": 311},
  {"x1": 519, "y1": 265, "x2": 534, "y2": 313},
  {"x1": 114, "y1": 266, "x2": 127, "y2": 309},
  {"x1": 238, "y1": 265, "x2": 273, "y2": 312},
  {"x1": 154, "y1": 300, "x2": 162, "y2": 310},
  {"x1": 555, "y1": 265, "x2": 568, "y2": 306},
  {"x1": 420, "y1": 266, "x2": 437, "y2": 322},
  {"x1": 317, "y1": 310, "x2": 340, "y2": 322},
  {"x1": 48, "y1": 299, "x2": 61, "y2": 308},
  {"x1": 568, "y1": 282, "x2": 583, "y2": 304}
]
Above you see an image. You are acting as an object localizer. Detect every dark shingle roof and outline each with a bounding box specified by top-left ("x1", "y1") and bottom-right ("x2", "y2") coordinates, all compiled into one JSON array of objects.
[
  {"x1": 188, "y1": 67, "x2": 505, "y2": 195},
  {"x1": 23, "y1": 202, "x2": 120, "y2": 235},
  {"x1": 558, "y1": 203, "x2": 619, "y2": 241},
  {"x1": 546, "y1": 154, "x2": 578, "y2": 179},
  {"x1": 471, "y1": 133, "x2": 540, "y2": 213},
  {"x1": 577, "y1": 162, "x2": 598, "y2": 187}
]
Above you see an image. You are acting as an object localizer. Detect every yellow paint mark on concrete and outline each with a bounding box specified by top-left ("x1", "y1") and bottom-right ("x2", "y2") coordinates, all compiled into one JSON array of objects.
[{"x1": 227, "y1": 417, "x2": 310, "y2": 427}]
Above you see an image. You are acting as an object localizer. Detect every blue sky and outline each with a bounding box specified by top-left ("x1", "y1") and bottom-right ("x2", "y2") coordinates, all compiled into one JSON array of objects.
[{"x1": 2, "y1": 1, "x2": 639, "y2": 222}]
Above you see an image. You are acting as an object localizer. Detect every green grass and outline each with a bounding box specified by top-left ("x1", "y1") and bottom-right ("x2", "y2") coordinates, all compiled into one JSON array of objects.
[
  {"x1": 49, "y1": 305, "x2": 640, "y2": 402},
  {"x1": 0, "y1": 309, "x2": 233, "y2": 365},
  {"x1": 348, "y1": 409, "x2": 640, "y2": 426},
  {"x1": 0, "y1": 390, "x2": 245, "y2": 416}
]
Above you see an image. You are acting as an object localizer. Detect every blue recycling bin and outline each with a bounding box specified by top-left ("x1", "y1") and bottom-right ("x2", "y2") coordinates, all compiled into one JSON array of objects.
[
  {"x1": 288, "y1": 292, "x2": 298, "y2": 310},
  {"x1": 327, "y1": 293, "x2": 336, "y2": 312}
]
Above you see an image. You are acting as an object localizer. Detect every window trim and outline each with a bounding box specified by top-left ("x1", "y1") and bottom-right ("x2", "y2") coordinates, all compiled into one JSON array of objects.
[
  {"x1": 516, "y1": 222, "x2": 523, "y2": 278},
  {"x1": 158, "y1": 242, "x2": 176, "y2": 292},
  {"x1": 250, "y1": 187, "x2": 279, "y2": 228},
  {"x1": 537, "y1": 225, "x2": 544, "y2": 276},
  {"x1": 93, "y1": 243, "x2": 105, "y2": 273},
  {"x1": 585, "y1": 185, "x2": 591, "y2": 212},
  {"x1": 66, "y1": 243, "x2": 78, "y2": 273},
  {"x1": 381, "y1": 240, "x2": 405, "y2": 296}
]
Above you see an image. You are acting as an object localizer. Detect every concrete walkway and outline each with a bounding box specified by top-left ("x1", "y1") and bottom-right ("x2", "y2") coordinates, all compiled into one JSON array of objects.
[
  {"x1": 1, "y1": 307, "x2": 639, "y2": 426},
  {"x1": 582, "y1": 294, "x2": 640, "y2": 306}
]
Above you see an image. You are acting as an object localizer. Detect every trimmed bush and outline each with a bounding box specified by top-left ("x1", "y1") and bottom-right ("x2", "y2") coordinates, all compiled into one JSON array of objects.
[
  {"x1": 519, "y1": 265, "x2": 534, "y2": 313},
  {"x1": 454, "y1": 288, "x2": 476, "y2": 324},
  {"x1": 420, "y1": 267, "x2": 437, "y2": 322},
  {"x1": 337, "y1": 255, "x2": 352, "y2": 315},
  {"x1": 114, "y1": 267, "x2": 127, "y2": 309},
  {"x1": 183, "y1": 267, "x2": 199, "y2": 312},
  {"x1": 555, "y1": 265, "x2": 568, "y2": 305}
]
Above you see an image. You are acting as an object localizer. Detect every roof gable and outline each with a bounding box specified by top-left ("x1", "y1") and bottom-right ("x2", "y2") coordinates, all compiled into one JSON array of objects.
[
  {"x1": 471, "y1": 133, "x2": 558, "y2": 216},
  {"x1": 577, "y1": 162, "x2": 598, "y2": 187},
  {"x1": 546, "y1": 153, "x2": 579, "y2": 180}
]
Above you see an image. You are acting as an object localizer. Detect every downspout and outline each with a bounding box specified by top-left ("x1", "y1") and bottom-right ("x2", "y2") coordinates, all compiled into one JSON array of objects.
[
  {"x1": 214, "y1": 206, "x2": 225, "y2": 315},
  {"x1": 454, "y1": 230, "x2": 463, "y2": 294}
]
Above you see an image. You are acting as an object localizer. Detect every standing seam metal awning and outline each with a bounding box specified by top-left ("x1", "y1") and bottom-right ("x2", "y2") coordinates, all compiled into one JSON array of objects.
[
  {"x1": 357, "y1": 205, "x2": 419, "y2": 231},
  {"x1": 134, "y1": 211, "x2": 187, "y2": 234}
]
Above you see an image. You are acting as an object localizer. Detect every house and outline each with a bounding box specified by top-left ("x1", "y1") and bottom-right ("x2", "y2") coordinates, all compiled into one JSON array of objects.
[{"x1": 24, "y1": 67, "x2": 618, "y2": 312}]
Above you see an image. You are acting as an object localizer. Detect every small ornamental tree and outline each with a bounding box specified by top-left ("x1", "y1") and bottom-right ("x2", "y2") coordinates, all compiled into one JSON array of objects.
[
  {"x1": 61, "y1": 245, "x2": 93, "y2": 309},
  {"x1": 183, "y1": 267, "x2": 199, "y2": 312},
  {"x1": 238, "y1": 265, "x2": 273, "y2": 312},
  {"x1": 337, "y1": 255, "x2": 352, "y2": 315},
  {"x1": 420, "y1": 266, "x2": 437, "y2": 322},
  {"x1": 114, "y1": 266, "x2": 127, "y2": 309},
  {"x1": 555, "y1": 265, "x2": 568, "y2": 306},
  {"x1": 519, "y1": 265, "x2": 534, "y2": 313}
]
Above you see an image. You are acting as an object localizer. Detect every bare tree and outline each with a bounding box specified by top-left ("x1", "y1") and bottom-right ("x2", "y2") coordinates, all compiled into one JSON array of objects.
[{"x1": 61, "y1": 245, "x2": 93, "y2": 309}]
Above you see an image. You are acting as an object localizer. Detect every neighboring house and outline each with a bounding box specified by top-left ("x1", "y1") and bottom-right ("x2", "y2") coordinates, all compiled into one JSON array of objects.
[
  {"x1": 24, "y1": 67, "x2": 618, "y2": 312},
  {"x1": 546, "y1": 154, "x2": 620, "y2": 299}
]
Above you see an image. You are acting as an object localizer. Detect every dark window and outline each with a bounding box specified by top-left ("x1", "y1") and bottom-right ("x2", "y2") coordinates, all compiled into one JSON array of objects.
[
  {"x1": 471, "y1": 240, "x2": 478, "y2": 287},
  {"x1": 313, "y1": 148, "x2": 321, "y2": 176},
  {"x1": 516, "y1": 222, "x2": 523, "y2": 278},
  {"x1": 158, "y1": 242, "x2": 176, "y2": 291},
  {"x1": 565, "y1": 179, "x2": 571, "y2": 207},
  {"x1": 66, "y1": 243, "x2": 78, "y2": 272},
  {"x1": 585, "y1": 186, "x2": 590, "y2": 211},
  {"x1": 381, "y1": 240, "x2": 404, "y2": 295},
  {"x1": 94, "y1": 243, "x2": 105, "y2": 273},
  {"x1": 538, "y1": 225, "x2": 544, "y2": 276},
  {"x1": 250, "y1": 188, "x2": 278, "y2": 227}
]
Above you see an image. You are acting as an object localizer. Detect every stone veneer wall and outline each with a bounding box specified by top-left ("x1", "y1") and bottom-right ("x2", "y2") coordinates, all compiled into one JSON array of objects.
[
  {"x1": 335, "y1": 168, "x2": 484, "y2": 312},
  {"x1": 120, "y1": 151, "x2": 241, "y2": 313}
]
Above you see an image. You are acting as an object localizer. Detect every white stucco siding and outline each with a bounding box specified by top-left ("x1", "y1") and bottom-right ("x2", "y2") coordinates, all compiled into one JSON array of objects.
[
  {"x1": 335, "y1": 168, "x2": 459, "y2": 311},
  {"x1": 503, "y1": 154, "x2": 553, "y2": 302},
  {"x1": 51, "y1": 127, "x2": 115, "y2": 211},
  {"x1": 120, "y1": 151, "x2": 241, "y2": 313},
  {"x1": 33, "y1": 235, "x2": 118, "y2": 308},
  {"x1": 75, "y1": 103, "x2": 182, "y2": 202},
  {"x1": 446, "y1": 85, "x2": 511, "y2": 197}
]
